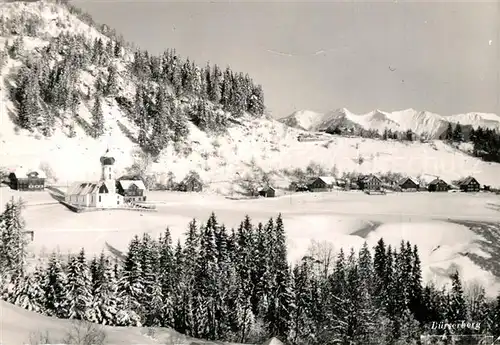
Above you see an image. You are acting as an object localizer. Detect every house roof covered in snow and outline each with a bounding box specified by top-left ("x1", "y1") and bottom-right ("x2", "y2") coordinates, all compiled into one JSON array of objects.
[
  {"x1": 429, "y1": 178, "x2": 448, "y2": 186},
  {"x1": 66, "y1": 182, "x2": 100, "y2": 196},
  {"x1": 118, "y1": 179, "x2": 146, "y2": 190},
  {"x1": 11, "y1": 168, "x2": 46, "y2": 179},
  {"x1": 458, "y1": 176, "x2": 479, "y2": 186},
  {"x1": 398, "y1": 177, "x2": 418, "y2": 186}
]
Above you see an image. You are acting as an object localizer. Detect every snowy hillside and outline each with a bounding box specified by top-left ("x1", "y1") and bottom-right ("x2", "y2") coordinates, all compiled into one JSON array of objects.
[
  {"x1": 280, "y1": 107, "x2": 500, "y2": 139},
  {"x1": 1, "y1": 0, "x2": 500, "y2": 193}
]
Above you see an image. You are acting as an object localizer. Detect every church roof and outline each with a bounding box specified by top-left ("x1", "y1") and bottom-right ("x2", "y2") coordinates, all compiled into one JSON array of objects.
[{"x1": 66, "y1": 182, "x2": 100, "y2": 196}]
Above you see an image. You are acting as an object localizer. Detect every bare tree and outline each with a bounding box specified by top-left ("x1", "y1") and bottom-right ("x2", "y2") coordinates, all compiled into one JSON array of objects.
[
  {"x1": 305, "y1": 240, "x2": 336, "y2": 280},
  {"x1": 62, "y1": 320, "x2": 107, "y2": 345}
]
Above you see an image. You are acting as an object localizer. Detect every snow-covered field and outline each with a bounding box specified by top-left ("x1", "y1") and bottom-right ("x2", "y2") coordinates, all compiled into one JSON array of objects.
[{"x1": 3, "y1": 187, "x2": 500, "y2": 298}]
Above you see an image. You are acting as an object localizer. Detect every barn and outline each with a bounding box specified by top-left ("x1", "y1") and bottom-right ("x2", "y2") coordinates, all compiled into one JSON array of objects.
[
  {"x1": 428, "y1": 178, "x2": 449, "y2": 192},
  {"x1": 307, "y1": 176, "x2": 335, "y2": 192},
  {"x1": 398, "y1": 177, "x2": 419, "y2": 192},
  {"x1": 117, "y1": 179, "x2": 147, "y2": 202},
  {"x1": 358, "y1": 174, "x2": 382, "y2": 191},
  {"x1": 8, "y1": 168, "x2": 46, "y2": 191},
  {"x1": 258, "y1": 186, "x2": 276, "y2": 198},
  {"x1": 458, "y1": 176, "x2": 480, "y2": 193}
]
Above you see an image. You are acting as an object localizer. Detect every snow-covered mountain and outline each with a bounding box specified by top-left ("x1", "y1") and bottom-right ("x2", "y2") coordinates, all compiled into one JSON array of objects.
[{"x1": 280, "y1": 108, "x2": 500, "y2": 138}]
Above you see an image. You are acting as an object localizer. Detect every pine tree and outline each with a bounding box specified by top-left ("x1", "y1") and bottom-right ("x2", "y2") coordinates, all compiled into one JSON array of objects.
[
  {"x1": 453, "y1": 122, "x2": 463, "y2": 142},
  {"x1": 448, "y1": 271, "x2": 467, "y2": 323},
  {"x1": 408, "y1": 244, "x2": 424, "y2": 323},
  {"x1": 119, "y1": 235, "x2": 144, "y2": 319},
  {"x1": 444, "y1": 122, "x2": 453, "y2": 141},
  {"x1": 158, "y1": 228, "x2": 175, "y2": 327},
  {"x1": 292, "y1": 260, "x2": 316, "y2": 344},
  {"x1": 491, "y1": 293, "x2": 500, "y2": 337},
  {"x1": 91, "y1": 96, "x2": 105, "y2": 138},
  {"x1": 105, "y1": 64, "x2": 119, "y2": 96},
  {"x1": 66, "y1": 249, "x2": 93, "y2": 321},
  {"x1": 266, "y1": 214, "x2": 295, "y2": 339},
  {"x1": 92, "y1": 252, "x2": 120, "y2": 325},
  {"x1": 43, "y1": 252, "x2": 69, "y2": 318},
  {"x1": 0, "y1": 198, "x2": 27, "y2": 283},
  {"x1": 12, "y1": 265, "x2": 45, "y2": 313}
]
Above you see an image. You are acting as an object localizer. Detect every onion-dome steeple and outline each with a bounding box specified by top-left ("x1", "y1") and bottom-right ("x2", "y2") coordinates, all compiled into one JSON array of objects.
[{"x1": 100, "y1": 149, "x2": 115, "y2": 166}]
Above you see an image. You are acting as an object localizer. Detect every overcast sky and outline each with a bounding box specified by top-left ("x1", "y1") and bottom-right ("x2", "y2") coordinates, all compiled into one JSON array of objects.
[{"x1": 74, "y1": 0, "x2": 499, "y2": 118}]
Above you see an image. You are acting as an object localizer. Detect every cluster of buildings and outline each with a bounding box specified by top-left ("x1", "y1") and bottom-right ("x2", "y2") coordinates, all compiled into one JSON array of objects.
[
  {"x1": 63, "y1": 150, "x2": 147, "y2": 209},
  {"x1": 287, "y1": 174, "x2": 483, "y2": 194}
]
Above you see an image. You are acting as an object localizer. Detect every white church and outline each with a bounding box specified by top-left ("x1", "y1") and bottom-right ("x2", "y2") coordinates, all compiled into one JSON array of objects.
[{"x1": 65, "y1": 150, "x2": 124, "y2": 209}]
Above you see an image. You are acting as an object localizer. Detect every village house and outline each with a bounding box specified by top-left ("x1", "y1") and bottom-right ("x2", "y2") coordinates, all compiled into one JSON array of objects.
[
  {"x1": 427, "y1": 178, "x2": 449, "y2": 192},
  {"x1": 8, "y1": 168, "x2": 46, "y2": 191},
  {"x1": 258, "y1": 186, "x2": 276, "y2": 198},
  {"x1": 116, "y1": 179, "x2": 147, "y2": 203},
  {"x1": 357, "y1": 174, "x2": 382, "y2": 191},
  {"x1": 398, "y1": 177, "x2": 419, "y2": 192},
  {"x1": 179, "y1": 175, "x2": 203, "y2": 192},
  {"x1": 65, "y1": 150, "x2": 124, "y2": 209},
  {"x1": 307, "y1": 176, "x2": 335, "y2": 192},
  {"x1": 458, "y1": 176, "x2": 480, "y2": 193}
]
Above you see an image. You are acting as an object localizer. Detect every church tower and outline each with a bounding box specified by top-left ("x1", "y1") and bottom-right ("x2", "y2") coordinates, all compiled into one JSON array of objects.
[{"x1": 100, "y1": 149, "x2": 116, "y2": 193}]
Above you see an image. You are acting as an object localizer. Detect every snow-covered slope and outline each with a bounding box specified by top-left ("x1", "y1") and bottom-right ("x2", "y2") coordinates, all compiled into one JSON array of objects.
[
  {"x1": 280, "y1": 108, "x2": 500, "y2": 138},
  {"x1": 1, "y1": 0, "x2": 500, "y2": 193}
]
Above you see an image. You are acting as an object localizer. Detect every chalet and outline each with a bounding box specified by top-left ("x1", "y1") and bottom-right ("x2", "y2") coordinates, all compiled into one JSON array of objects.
[
  {"x1": 258, "y1": 186, "x2": 276, "y2": 198},
  {"x1": 358, "y1": 174, "x2": 382, "y2": 191},
  {"x1": 458, "y1": 176, "x2": 480, "y2": 193},
  {"x1": 8, "y1": 168, "x2": 46, "y2": 191},
  {"x1": 65, "y1": 150, "x2": 124, "y2": 209},
  {"x1": 398, "y1": 177, "x2": 419, "y2": 192},
  {"x1": 427, "y1": 178, "x2": 449, "y2": 192},
  {"x1": 307, "y1": 176, "x2": 335, "y2": 192},
  {"x1": 179, "y1": 175, "x2": 203, "y2": 192},
  {"x1": 117, "y1": 179, "x2": 147, "y2": 203}
]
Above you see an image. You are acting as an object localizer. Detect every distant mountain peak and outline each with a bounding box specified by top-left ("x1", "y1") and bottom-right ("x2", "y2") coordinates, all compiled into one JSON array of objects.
[{"x1": 279, "y1": 107, "x2": 500, "y2": 138}]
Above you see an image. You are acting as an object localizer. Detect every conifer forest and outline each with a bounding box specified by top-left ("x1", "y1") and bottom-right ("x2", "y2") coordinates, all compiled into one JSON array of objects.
[{"x1": 1, "y1": 199, "x2": 500, "y2": 345}]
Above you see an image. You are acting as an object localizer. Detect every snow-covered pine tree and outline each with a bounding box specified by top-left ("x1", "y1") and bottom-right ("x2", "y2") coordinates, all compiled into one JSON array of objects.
[
  {"x1": 118, "y1": 235, "x2": 144, "y2": 320},
  {"x1": 15, "y1": 65, "x2": 43, "y2": 132},
  {"x1": 158, "y1": 228, "x2": 175, "y2": 327},
  {"x1": 12, "y1": 264, "x2": 46, "y2": 313},
  {"x1": 491, "y1": 294, "x2": 500, "y2": 337},
  {"x1": 292, "y1": 260, "x2": 316, "y2": 345},
  {"x1": 408, "y1": 244, "x2": 424, "y2": 323},
  {"x1": 43, "y1": 252, "x2": 69, "y2": 318},
  {"x1": 66, "y1": 249, "x2": 93, "y2": 321},
  {"x1": 448, "y1": 271, "x2": 467, "y2": 324},
  {"x1": 0, "y1": 198, "x2": 27, "y2": 284},
  {"x1": 209, "y1": 64, "x2": 222, "y2": 104},
  {"x1": 105, "y1": 64, "x2": 119, "y2": 96},
  {"x1": 91, "y1": 95, "x2": 105, "y2": 138},
  {"x1": 194, "y1": 215, "x2": 220, "y2": 339},
  {"x1": 90, "y1": 252, "x2": 120, "y2": 325},
  {"x1": 266, "y1": 214, "x2": 295, "y2": 339}
]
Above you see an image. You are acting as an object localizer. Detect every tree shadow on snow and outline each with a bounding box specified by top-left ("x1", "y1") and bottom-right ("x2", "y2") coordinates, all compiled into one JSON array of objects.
[{"x1": 446, "y1": 220, "x2": 500, "y2": 279}]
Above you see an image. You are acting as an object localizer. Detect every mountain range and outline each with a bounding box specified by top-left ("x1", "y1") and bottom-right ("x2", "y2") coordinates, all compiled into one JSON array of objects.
[{"x1": 279, "y1": 108, "x2": 500, "y2": 139}]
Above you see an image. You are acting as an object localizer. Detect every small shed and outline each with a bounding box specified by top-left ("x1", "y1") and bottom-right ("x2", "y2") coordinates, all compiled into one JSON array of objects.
[
  {"x1": 458, "y1": 176, "x2": 480, "y2": 193},
  {"x1": 8, "y1": 168, "x2": 46, "y2": 191},
  {"x1": 399, "y1": 177, "x2": 419, "y2": 192},
  {"x1": 308, "y1": 176, "x2": 335, "y2": 192},
  {"x1": 428, "y1": 178, "x2": 449, "y2": 192},
  {"x1": 258, "y1": 186, "x2": 276, "y2": 198},
  {"x1": 180, "y1": 176, "x2": 203, "y2": 192}
]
